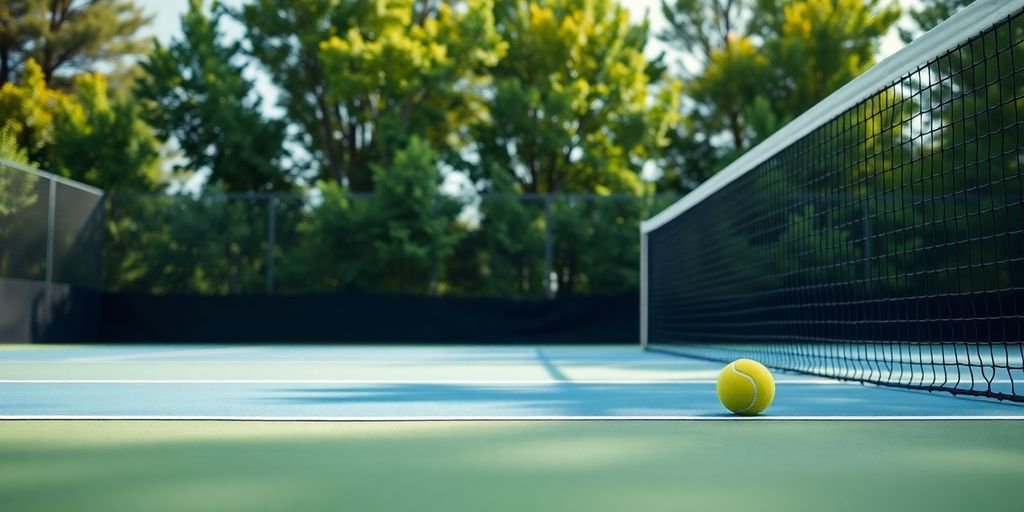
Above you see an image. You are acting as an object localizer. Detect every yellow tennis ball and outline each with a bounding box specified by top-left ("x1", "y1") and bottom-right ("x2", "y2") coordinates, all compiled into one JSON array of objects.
[{"x1": 717, "y1": 359, "x2": 776, "y2": 415}]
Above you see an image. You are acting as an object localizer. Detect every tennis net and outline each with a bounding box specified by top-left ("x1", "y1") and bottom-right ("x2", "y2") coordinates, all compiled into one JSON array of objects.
[{"x1": 641, "y1": 0, "x2": 1024, "y2": 402}]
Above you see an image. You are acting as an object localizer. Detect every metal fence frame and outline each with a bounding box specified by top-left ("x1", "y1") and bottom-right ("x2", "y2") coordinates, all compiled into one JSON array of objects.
[
  {"x1": 1, "y1": 158, "x2": 105, "y2": 295},
  {"x1": 105, "y1": 190, "x2": 680, "y2": 297}
]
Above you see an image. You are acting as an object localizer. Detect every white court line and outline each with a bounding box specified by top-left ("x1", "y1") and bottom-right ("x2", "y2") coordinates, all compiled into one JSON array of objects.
[
  {"x1": 1, "y1": 415, "x2": 1022, "y2": 421},
  {"x1": 0, "y1": 378, "x2": 1016, "y2": 384},
  {"x1": 66, "y1": 347, "x2": 264, "y2": 362},
  {"x1": 0, "y1": 379, "x2": 842, "y2": 385},
  {"x1": 17, "y1": 359, "x2": 685, "y2": 365}
]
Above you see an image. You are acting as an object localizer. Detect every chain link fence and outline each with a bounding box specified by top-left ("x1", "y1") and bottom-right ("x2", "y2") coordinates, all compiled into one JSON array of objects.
[
  {"x1": 103, "y1": 191, "x2": 680, "y2": 298},
  {"x1": 0, "y1": 159, "x2": 104, "y2": 290},
  {"x1": 3, "y1": 158, "x2": 680, "y2": 299}
]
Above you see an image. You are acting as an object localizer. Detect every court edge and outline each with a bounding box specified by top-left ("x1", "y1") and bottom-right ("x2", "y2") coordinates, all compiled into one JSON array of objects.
[{"x1": 2, "y1": 415, "x2": 1022, "y2": 422}]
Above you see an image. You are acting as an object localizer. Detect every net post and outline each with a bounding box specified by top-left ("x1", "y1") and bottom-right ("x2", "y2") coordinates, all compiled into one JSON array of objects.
[
  {"x1": 266, "y1": 196, "x2": 276, "y2": 295},
  {"x1": 639, "y1": 229, "x2": 648, "y2": 349}
]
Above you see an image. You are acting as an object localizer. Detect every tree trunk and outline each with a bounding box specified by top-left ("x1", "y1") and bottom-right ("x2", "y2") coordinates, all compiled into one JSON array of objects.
[
  {"x1": 314, "y1": 86, "x2": 344, "y2": 184},
  {"x1": 42, "y1": 0, "x2": 68, "y2": 86},
  {"x1": 0, "y1": 49, "x2": 9, "y2": 87},
  {"x1": 730, "y1": 110, "x2": 744, "y2": 150}
]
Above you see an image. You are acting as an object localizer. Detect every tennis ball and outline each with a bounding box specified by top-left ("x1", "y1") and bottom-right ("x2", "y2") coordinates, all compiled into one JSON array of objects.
[{"x1": 716, "y1": 359, "x2": 775, "y2": 415}]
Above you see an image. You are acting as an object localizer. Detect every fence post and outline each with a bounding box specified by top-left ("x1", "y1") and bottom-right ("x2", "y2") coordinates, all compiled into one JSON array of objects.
[
  {"x1": 429, "y1": 194, "x2": 440, "y2": 296},
  {"x1": 266, "y1": 196, "x2": 276, "y2": 294},
  {"x1": 544, "y1": 195, "x2": 554, "y2": 299},
  {"x1": 45, "y1": 179, "x2": 56, "y2": 308}
]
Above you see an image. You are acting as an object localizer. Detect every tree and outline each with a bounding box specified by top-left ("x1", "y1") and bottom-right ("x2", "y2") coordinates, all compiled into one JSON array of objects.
[
  {"x1": 0, "y1": 58, "x2": 161, "y2": 190},
  {"x1": 0, "y1": 57, "x2": 71, "y2": 166},
  {"x1": 443, "y1": 195, "x2": 548, "y2": 298},
  {"x1": 237, "y1": 0, "x2": 344, "y2": 183},
  {"x1": 656, "y1": 0, "x2": 900, "y2": 193},
  {"x1": 0, "y1": 125, "x2": 32, "y2": 165},
  {"x1": 0, "y1": 0, "x2": 151, "y2": 89},
  {"x1": 659, "y1": 0, "x2": 753, "y2": 68},
  {"x1": 0, "y1": 118, "x2": 41, "y2": 281},
  {"x1": 51, "y1": 73, "x2": 162, "y2": 190},
  {"x1": 900, "y1": 0, "x2": 975, "y2": 43},
  {"x1": 240, "y1": 0, "x2": 505, "y2": 190},
  {"x1": 685, "y1": 34, "x2": 770, "y2": 150},
  {"x1": 287, "y1": 137, "x2": 460, "y2": 294},
  {"x1": 0, "y1": 124, "x2": 38, "y2": 222},
  {"x1": 317, "y1": 0, "x2": 506, "y2": 191},
  {"x1": 104, "y1": 191, "x2": 271, "y2": 294},
  {"x1": 753, "y1": 0, "x2": 901, "y2": 118},
  {"x1": 475, "y1": 0, "x2": 680, "y2": 195},
  {"x1": 136, "y1": 0, "x2": 291, "y2": 192}
]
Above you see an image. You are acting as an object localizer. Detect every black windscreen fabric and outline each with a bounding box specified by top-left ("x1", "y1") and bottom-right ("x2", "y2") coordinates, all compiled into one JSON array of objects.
[
  {"x1": 99, "y1": 292, "x2": 638, "y2": 343},
  {"x1": 645, "y1": 9, "x2": 1024, "y2": 402}
]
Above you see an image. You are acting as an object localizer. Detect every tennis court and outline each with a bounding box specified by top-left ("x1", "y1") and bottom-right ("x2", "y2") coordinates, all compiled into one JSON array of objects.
[
  {"x1": 1, "y1": 344, "x2": 1021, "y2": 418},
  {"x1": 3, "y1": 1, "x2": 1024, "y2": 511},
  {"x1": 1, "y1": 344, "x2": 1022, "y2": 512}
]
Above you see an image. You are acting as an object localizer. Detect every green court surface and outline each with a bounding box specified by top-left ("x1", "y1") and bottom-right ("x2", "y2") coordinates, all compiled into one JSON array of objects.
[{"x1": 2, "y1": 420, "x2": 1022, "y2": 512}]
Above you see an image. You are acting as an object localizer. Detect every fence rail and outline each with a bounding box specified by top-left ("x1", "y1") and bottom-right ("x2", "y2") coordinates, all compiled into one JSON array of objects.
[
  {"x1": 3, "y1": 159, "x2": 680, "y2": 298},
  {"x1": 102, "y1": 191, "x2": 681, "y2": 298}
]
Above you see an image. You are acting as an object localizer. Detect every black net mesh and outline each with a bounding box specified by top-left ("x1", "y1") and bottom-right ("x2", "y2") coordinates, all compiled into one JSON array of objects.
[{"x1": 644, "y1": 9, "x2": 1024, "y2": 402}]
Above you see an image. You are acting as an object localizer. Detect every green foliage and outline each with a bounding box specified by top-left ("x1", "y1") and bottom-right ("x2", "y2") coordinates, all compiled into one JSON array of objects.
[
  {"x1": 50, "y1": 73, "x2": 162, "y2": 190},
  {"x1": 658, "y1": 0, "x2": 900, "y2": 191},
  {"x1": 654, "y1": 119, "x2": 720, "y2": 194},
  {"x1": 0, "y1": 59, "x2": 162, "y2": 190},
  {"x1": 240, "y1": 0, "x2": 504, "y2": 189},
  {"x1": 477, "y1": 0, "x2": 680, "y2": 194},
  {"x1": 136, "y1": 0, "x2": 290, "y2": 192},
  {"x1": 0, "y1": 0, "x2": 151, "y2": 89},
  {"x1": 760, "y1": 205, "x2": 861, "y2": 287},
  {"x1": 685, "y1": 35, "x2": 770, "y2": 149},
  {"x1": 659, "y1": 0, "x2": 752, "y2": 62},
  {"x1": 0, "y1": 129, "x2": 42, "y2": 280},
  {"x1": 443, "y1": 196, "x2": 548, "y2": 298},
  {"x1": 285, "y1": 137, "x2": 460, "y2": 293},
  {"x1": 317, "y1": 0, "x2": 507, "y2": 190},
  {"x1": 0, "y1": 124, "x2": 33, "y2": 166},
  {"x1": 105, "y1": 191, "x2": 270, "y2": 294},
  {"x1": 754, "y1": 0, "x2": 901, "y2": 117},
  {"x1": 237, "y1": 0, "x2": 344, "y2": 182},
  {"x1": 0, "y1": 59, "x2": 64, "y2": 160},
  {"x1": 11, "y1": 0, "x2": 1013, "y2": 305},
  {"x1": 0, "y1": 126, "x2": 39, "y2": 235},
  {"x1": 550, "y1": 197, "x2": 644, "y2": 295},
  {"x1": 899, "y1": 0, "x2": 975, "y2": 43},
  {"x1": 442, "y1": 193, "x2": 678, "y2": 297}
]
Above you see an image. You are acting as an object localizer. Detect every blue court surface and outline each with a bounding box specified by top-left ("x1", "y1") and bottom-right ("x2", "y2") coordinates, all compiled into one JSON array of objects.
[
  {"x1": 3, "y1": 344, "x2": 1024, "y2": 512},
  {"x1": 2, "y1": 344, "x2": 1021, "y2": 419}
]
